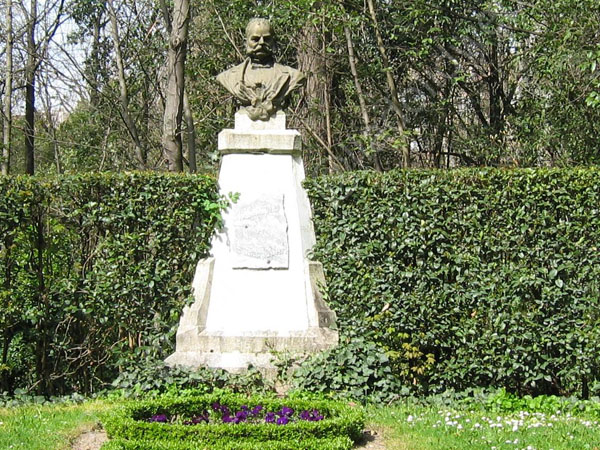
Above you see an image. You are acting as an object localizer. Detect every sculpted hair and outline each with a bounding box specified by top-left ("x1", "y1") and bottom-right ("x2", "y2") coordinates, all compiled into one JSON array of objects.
[{"x1": 245, "y1": 18, "x2": 272, "y2": 37}]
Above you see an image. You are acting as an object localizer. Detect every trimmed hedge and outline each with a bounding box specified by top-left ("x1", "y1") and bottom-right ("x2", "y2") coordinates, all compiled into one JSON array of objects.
[
  {"x1": 102, "y1": 436, "x2": 353, "y2": 450},
  {"x1": 101, "y1": 392, "x2": 364, "y2": 449},
  {"x1": 3, "y1": 168, "x2": 599, "y2": 400},
  {"x1": 0, "y1": 173, "x2": 221, "y2": 395},
  {"x1": 304, "y1": 168, "x2": 600, "y2": 397}
]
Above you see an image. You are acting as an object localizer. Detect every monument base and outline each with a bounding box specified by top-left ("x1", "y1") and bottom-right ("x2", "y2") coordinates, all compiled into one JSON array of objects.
[
  {"x1": 165, "y1": 328, "x2": 338, "y2": 376},
  {"x1": 165, "y1": 257, "x2": 338, "y2": 375}
]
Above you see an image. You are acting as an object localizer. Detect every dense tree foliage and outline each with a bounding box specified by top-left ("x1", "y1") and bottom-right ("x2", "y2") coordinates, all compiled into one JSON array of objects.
[{"x1": 1, "y1": 0, "x2": 598, "y2": 175}]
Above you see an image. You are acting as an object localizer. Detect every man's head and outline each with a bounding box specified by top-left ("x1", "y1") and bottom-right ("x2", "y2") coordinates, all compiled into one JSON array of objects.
[{"x1": 245, "y1": 18, "x2": 275, "y2": 64}]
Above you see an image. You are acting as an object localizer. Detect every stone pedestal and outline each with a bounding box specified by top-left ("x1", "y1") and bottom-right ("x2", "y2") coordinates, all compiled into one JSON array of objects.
[{"x1": 165, "y1": 111, "x2": 338, "y2": 374}]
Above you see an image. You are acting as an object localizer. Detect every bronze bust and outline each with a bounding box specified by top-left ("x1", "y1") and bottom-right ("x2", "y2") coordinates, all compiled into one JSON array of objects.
[{"x1": 217, "y1": 19, "x2": 305, "y2": 121}]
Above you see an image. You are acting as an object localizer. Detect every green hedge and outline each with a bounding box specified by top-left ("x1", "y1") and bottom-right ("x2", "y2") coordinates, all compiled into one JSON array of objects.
[
  {"x1": 0, "y1": 173, "x2": 221, "y2": 396},
  {"x1": 101, "y1": 392, "x2": 364, "y2": 449},
  {"x1": 102, "y1": 436, "x2": 353, "y2": 450},
  {"x1": 304, "y1": 168, "x2": 600, "y2": 397},
  {"x1": 3, "y1": 168, "x2": 599, "y2": 399}
]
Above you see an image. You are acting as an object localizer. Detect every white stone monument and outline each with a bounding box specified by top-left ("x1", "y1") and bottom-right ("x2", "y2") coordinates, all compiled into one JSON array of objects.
[{"x1": 165, "y1": 110, "x2": 339, "y2": 373}]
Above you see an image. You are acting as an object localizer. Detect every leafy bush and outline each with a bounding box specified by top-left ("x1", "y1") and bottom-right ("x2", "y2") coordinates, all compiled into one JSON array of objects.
[
  {"x1": 289, "y1": 337, "x2": 404, "y2": 403},
  {"x1": 305, "y1": 168, "x2": 600, "y2": 397},
  {"x1": 0, "y1": 173, "x2": 222, "y2": 396},
  {"x1": 111, "y1": 357, "x2": 270, "y2": 398},
  {"x1": 101, "y1": 391, "x2": 364, "y2": 449}
]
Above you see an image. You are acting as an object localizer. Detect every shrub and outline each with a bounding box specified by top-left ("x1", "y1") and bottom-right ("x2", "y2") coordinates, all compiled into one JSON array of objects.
[
  {"x1": 102, "y1": 436, "x2": 353, "y2": 450},
  {"x1": 101, "y1": 391, "x2": 364, "y2": 449},
  {"x1": 0, "y1": 173, "x2": 222, "y2": 396},
  {"x1": 305, "y1": 168, "x2": 600, "y2": 397},
  {"x1": 111, "y1": 357, "x2": 271, "y2": 398},
  {"x1": 290, "y1": 337, "x2": 405, "y2": 403}
]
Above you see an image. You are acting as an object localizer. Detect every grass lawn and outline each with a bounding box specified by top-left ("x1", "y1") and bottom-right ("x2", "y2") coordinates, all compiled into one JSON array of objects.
[
  {"x1": 0, "y1": 400, "x2": 110, "y2": 450},
  {"x1": 2, "y1": 396, "x2": 600, "y2": 449},
  {"x1": 366, "y1": 401, "x2": 600, "y2": 449}
]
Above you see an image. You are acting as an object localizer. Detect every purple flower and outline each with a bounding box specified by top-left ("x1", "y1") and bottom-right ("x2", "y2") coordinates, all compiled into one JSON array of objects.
[
  {"x1": 299, "y1": 409, "x2": 324, "y2": 422},
  {"x1": 211, "y1": 402, "x2": 230, "y2": 415},
  {"x1": 183, "y1": 415, "x2": 209, "y2": 425},
  {"x1": 145, "y1": 403, "x2": 325, "y2": 428},
  {"x1": 276, "y1": 416, "x2": 289, "y2": 425},
  {"x1": 280, "y1": 406, "x2": 294, "y2": 417},
  {"x1": 149, "y1": 414, "x2": 168, "y2": 423},
  {"x1": 235, "y1": 410, "x2": 248, "y2": 422}
]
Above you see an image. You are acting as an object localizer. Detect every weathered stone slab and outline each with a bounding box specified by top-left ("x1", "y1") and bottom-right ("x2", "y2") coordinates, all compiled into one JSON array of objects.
[
  {"x1": 230, "y1": 193, "x2": 289, "y2": 269},
  {"x1": 218, "y1": 129, "x2": 301, "y2": 154}
]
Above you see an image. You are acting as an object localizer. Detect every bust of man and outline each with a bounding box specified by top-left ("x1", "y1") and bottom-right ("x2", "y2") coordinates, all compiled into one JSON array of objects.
[{"x1": 216, "y1": 18, "x2": 306, "y2": 121}]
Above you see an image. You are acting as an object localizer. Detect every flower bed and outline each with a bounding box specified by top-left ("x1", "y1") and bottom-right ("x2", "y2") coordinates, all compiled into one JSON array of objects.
[{"x1": 101, "y1": 392, "x2": 364, "y2": 449}]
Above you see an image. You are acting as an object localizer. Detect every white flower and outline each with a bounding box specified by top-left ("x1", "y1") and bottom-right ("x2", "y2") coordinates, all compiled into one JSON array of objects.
[
  {"x1": 407, "y1": 415, "x2": 414, "y2": 423},
  {"x1": 457, "y1": 424, "x2": 463, "y2": 430},
  {"x1": 474, "y1": 423, "x2": 481, "y2": 428}
]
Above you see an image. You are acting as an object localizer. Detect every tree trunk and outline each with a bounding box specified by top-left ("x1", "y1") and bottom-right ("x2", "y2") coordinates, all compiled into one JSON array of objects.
[
  {"x1": 487, "y1": 34, "x2": 504, "y2": 138},
  {"x1": 183, "y1": 91, "x2": 197, "y2": 172},
  {"x1": 25, "y1": 0, "x2": 38, "y2": 175},
  {"x1": 366, "y1": 0, "x2": 410, "y2": 168},
  {"x1": 161, "y1": 0, "x2": 190, "y2": 172},
  {"x1": 2, "y1": 0, "x2": 13, "y2": 175},
  {"x1": 88, "y1": 14, "x2": 102, "y2": 108},
  {"x1": 107, "y1": 0, "x2": 146, "y2": 169},
  {"x1": 298, "y1": 6, "x2": 337, "y2": 173},
  {"x1": 42, "y1": 69, "x2": 62, "y2": 173},
  {"x1": 344, "y1": 24, "x2": 383, "y2": 171}
]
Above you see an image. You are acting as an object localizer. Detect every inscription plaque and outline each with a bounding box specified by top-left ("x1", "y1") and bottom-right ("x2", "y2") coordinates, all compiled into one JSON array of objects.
[{"x1": 230, "y1": 193, "x2": 289, "y2": 269}]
